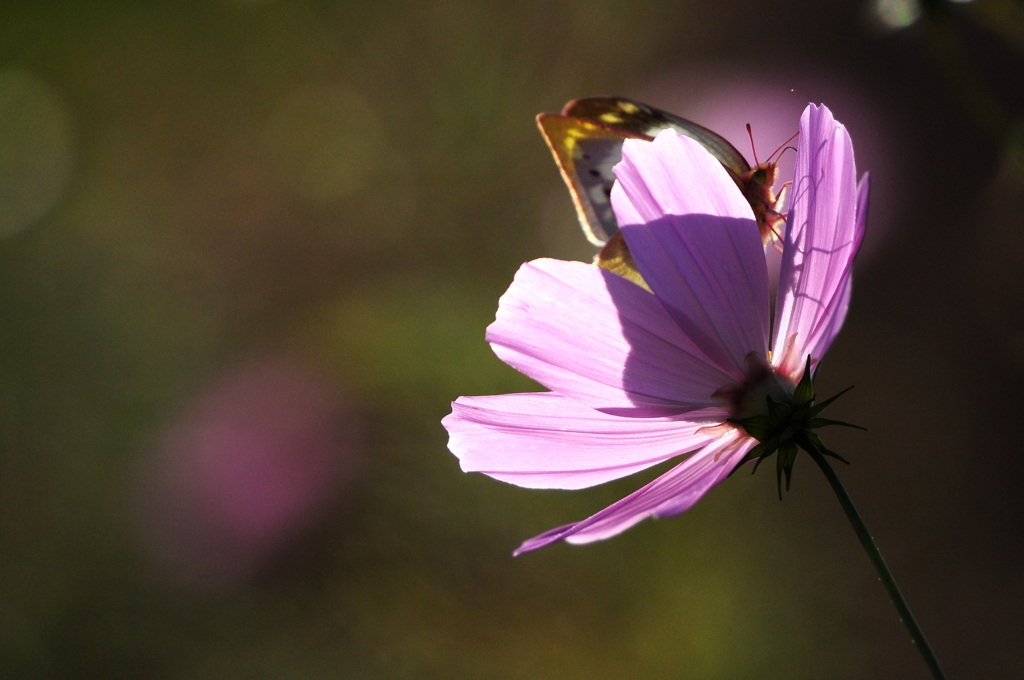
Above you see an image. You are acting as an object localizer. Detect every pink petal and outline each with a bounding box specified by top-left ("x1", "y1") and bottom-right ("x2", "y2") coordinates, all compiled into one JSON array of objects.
[
  {"x1": 772, "y1": 105, "x2": 867, "y2": 379},
  {"x1": 514, "y1": 430, "x2": 755, "y2": 554},
  {"x1": 803, "y1": 173, "x2": 867, "y2": 355},
  {"x1": 443, "y1": 392, "x2": 726, "y2": 490},
  {"x1": 487, "y1": 258, "x2": 737, "y2": 416},
  {"x1": 611, "y1": 130, "x2": 770, "y2": 379}
]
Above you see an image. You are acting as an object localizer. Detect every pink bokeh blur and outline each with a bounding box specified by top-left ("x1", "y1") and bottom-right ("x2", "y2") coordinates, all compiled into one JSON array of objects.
[
  {"x1": 638, "y1": 63, "x2": 904, "y2": 261},
  {"x1": 132, "y1": 355, "x2": 363, "y2": 589}
]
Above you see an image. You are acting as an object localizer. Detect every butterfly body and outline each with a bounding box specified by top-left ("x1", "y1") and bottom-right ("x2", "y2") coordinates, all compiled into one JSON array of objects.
[
  {"x1": 537, "y1": 97, "x2": 788, "y2": 257},
  {"x1": 740, "y1": 161, "x2": 787, "y2": 245}
]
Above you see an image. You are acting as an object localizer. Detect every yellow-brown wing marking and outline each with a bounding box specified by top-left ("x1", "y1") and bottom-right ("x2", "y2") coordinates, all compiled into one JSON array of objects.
[
  {"x1": 538, "y1": 97, "x2": 788, "y2": 287},
  {"x1": 595, "y1": 231, "x2": 650, "y2": 292},
  {"x1": 562, "y1": 97, "x2": 752, "y2": 178},
  {"x1": 536, "y1": 113, "x2": 649, "y2": 246}
]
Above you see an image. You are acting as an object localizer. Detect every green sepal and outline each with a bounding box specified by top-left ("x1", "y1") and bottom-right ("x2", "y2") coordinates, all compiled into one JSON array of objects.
[
  {"x1": 776, "y1": 442, "x2": 799, "y2": 498},
  {"x1": 802, "y1": 431, "x2": 850, "y2": 465},
  {"x1": 807, "y1": 418, "x2": 867, "y2": 431},
  {"x1": 750, "y1": 440, "x2": 779, "y2": 475},
  {"x1": 730, "y1": 414, "x2": 773, "y2": 441},
  {"x1": 792, "y1": 355, "x2": 815, "y2": 407},
  {"x1": 802, "y1": 431, "x2": 825, "y2": 454},
  {"x1": 819, "y1": 447, "x2": 850, "y2": 465},
  {"x1": 809, "y1": 385, "x2": 855, "y2": 416},
  {"x1": 732, "y1": 357, "x2": 861, "y2": 498},
  {"x1": 729, "y1": 441, "x2": 766, "y2": 476}
]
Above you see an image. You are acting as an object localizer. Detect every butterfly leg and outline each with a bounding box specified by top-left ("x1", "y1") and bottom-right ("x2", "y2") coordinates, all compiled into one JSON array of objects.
[
  {"x1": 774, "y1": 181, "x2": 792, "y2": 215},
  {"x1": 763, "y1": 180, "x2": 792, "y2": 251},
  {"x1": 763, "y1": 210, "x2": 786, "y2": 251}
]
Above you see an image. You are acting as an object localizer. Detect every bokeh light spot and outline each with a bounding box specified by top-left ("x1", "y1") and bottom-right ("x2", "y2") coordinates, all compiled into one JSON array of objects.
[
  {"x1": 0, "y1": 69, "x2": 74, "y2": 238},
  {"x1": 133, "y1": 355, "x2": 363, "y2": 590},
  {"x1": 874, "y1": 0, "x2": 922, "y2": 29}
]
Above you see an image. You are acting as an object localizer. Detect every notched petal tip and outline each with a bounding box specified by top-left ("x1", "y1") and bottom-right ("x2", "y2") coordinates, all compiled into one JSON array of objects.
[
  {"x1": 610, "y1": 130, "x2": 772, "y2": 379},
  {"x1": 772, "y1": 103, "x2": 864, "y2": 375},
  {"x1": 612, "y1": 128, "x2": 756, "y2": 227}
]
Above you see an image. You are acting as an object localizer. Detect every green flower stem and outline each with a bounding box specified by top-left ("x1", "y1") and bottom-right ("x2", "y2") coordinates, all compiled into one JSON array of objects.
[{"x1": 806, "y1": 446, "x2": 946, "y2": 680}]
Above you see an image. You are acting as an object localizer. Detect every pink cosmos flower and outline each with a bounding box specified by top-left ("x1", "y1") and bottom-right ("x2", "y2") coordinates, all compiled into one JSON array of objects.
[{"x1": 442, "y1": 104, "x2": 869, "y2": 555}]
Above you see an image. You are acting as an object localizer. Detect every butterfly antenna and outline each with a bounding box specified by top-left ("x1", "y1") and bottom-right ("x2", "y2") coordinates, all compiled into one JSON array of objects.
[
  {"x1": 768, "y1": 131, "x2": 800, "y2": 163},
  {"x1": 746, "y1": 123, "x2": 760, "y2": 166}
]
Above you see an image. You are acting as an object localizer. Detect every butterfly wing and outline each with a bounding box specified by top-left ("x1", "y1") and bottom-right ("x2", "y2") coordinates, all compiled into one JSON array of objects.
[
  {"x1": 538, "y1": 97, "x2": 752, "y2": 246},
  {"x1": 562, "y1": 97, "x2": 752, "y2": 179},
  {"x1": 535, "y1": 114, "x2": 649, "y2": 246}
]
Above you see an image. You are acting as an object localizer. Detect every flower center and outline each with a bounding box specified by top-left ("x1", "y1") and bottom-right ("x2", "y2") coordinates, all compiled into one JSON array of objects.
[
  {"x1": 729, "y1": 353, "x2": 796, "y2": 424},
  {"x1": 725, "y1": 354, "x2": 861, "y2": 498}
]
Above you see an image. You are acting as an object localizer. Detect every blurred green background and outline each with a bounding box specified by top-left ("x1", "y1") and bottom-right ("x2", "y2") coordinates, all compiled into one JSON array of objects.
[{"x1": 1, "y1": 0, "x2": 1022, "y2": 678}]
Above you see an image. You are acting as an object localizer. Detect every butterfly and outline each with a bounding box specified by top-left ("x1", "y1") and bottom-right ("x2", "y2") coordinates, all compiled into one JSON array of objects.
[{"x1": 537, "y1": 97, "x2": 791, "y2": 289}]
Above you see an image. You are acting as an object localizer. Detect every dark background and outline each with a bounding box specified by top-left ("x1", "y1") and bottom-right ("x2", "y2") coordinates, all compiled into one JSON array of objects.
[{"x1": 0, "y1": 0, "x2": 1021, "y2": 678}]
